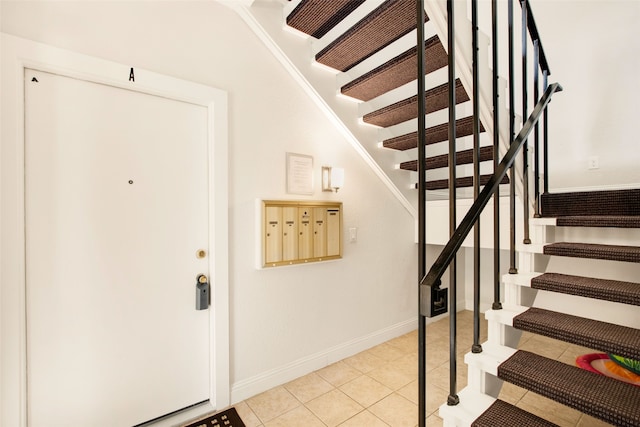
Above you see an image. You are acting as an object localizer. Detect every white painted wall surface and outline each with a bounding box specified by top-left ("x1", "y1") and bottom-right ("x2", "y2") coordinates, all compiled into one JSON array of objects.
[
  {"x1": 531, "y1": 0, "x2": 640, "y2": 190},
  {"x1": 0, "y1": 0, "x2": 417, "y2": 409}
]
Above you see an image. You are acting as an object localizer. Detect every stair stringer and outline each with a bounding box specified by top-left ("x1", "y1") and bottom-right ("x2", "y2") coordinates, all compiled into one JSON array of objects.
[
  {"x1": 225, "y1": 1, "x2": 418, "y2": 219},
  {"x1": 422, "y1": 0, "x2": 529, "y2": 214}
]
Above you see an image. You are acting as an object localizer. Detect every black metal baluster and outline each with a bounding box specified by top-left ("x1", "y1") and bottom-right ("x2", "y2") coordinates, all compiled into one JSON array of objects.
[
  {"x1": 521, "y1": 0, "x2": 531, "y2": 244},
  {"x1": 416, "y1": 0, "x2": 427, "y2": 426},
  {"x1": 508, "y1": 0, "x2": 518, "y2": 274},
  {"x1": 492, "y1": 0, "x2": 503, "y2": 309},
  {"x1": 543, "y1": 70, "x2": 549, "y2": 195},
  {"x1": 533, "y1": 39, "x2": 540, "y2": 217},
  {"x1": 447, "y1": 0, "x2": 459, "y2": 406},
  {"x1": 471, "y1": 0, "x2": 482, "y2": 354}
]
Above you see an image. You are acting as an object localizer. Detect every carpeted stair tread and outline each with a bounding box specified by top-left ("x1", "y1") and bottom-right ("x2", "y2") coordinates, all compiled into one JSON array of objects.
[
  {"x1": 498, "y1": 350, "x2": 640, "y2": 427},
  {"x1": 513, "y1": 307, "x2": 640, "y2": 360},
  {"x1": 418, "y1": 174, "x2": 509, "y2": 191},
  {"x1": 543, "y1": 242, "x2": 640, "y2": 263},
  {"x1": 341, "y1": 36, "x2": 446, "y2": 101},
  {"x1": 531, "y1": 272, "x2": 640, "y2": 306},
  {"x1": 541, "y1": 189, "x2": 640, "y2": 217},
  {"x1": 364, "y1": 79, "x2": 469, "y2": 127},
  {"x1": 383, "y1": 116, "x2": 484, "y2": 151},
  {"x1": 400, "y1": 146, "x2": 494, "y2": 171},
  {"x1": 555, "y1": 215, "x2": 640, "y2": 228},
  {"x1": 316, "y1": 0, "x2": 426, "y2": 72},
  {"x1": 286, "y1": 0, "x2": 366, "y2": 39},
  {"x1": 472, "y1": 399, "x2": 559, "y2": 427}
]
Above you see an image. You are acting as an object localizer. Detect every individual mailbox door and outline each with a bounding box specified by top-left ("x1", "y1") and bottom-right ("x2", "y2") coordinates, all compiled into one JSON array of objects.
[
  {"x1": 326, "y1": 208, "x2": 341, "y2": 256},
  {"x1": 282, "y1": 207, "x2": 298, "y2": 262},
  {"x1": 298, "y1": 208, "x2": 313, "y2": 259},
  {"x1": 313, "y1": 207, "x2": 327, "y2": 258},
  {"x1": 265, "y1": 206, "x2": 282, "y2": 263}
]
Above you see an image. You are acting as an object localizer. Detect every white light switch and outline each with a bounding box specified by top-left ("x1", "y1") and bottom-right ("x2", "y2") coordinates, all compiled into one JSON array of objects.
[{"x1": 349, "y1": 227, "x2": 357, "y2": 243}]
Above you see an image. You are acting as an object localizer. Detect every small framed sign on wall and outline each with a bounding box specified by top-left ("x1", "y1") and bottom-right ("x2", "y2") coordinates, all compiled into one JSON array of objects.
[{"x1": 286, "y1": 153, "x2": 314, "y2": 195}]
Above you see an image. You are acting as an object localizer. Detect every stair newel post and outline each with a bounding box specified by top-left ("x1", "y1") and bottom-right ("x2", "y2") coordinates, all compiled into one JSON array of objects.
[
  {"x1": 533, "y1": 39, "x2": 541, "y2": 217},
  {"x1": 446, "y1": 0, "x2": 459, "y2": 406},
  {"x1": 491, "y1": 0, "x2": 503, "y2": 310},
  {"x1": 543, "y1": 70, "x2": 549, "y2": 195},
  {"x1": 508, "y1": 0, "x2": 518, "y2": 274},
  {"x1": 521, "y1": 0, "x2": 532, "y2": 244},
  {"x1": 471, "y1": 0, "x2": 483, "y2": 355},
  {"x1": 416, "y1": 1, "x2": 428, "y2": 426}
]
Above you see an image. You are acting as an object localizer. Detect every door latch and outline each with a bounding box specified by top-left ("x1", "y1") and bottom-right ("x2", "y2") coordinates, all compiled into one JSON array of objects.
[{"x1": 196, "y1": 274, "x2": 210, "y2": 310}]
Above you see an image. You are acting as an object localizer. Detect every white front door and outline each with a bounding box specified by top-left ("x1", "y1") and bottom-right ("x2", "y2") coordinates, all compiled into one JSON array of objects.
[{"x1": 25, "y1": 69, "x2": 211, "y2": 427}]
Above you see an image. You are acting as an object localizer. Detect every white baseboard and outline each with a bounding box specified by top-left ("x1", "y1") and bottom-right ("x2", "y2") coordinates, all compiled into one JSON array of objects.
[{"x1": 230, "y1": 317, "x2": 418, "y2": 403}]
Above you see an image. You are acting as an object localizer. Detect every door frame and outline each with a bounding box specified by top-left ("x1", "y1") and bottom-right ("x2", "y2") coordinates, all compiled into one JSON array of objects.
[{"x1": 1, "y1": 34, "x2": 230, "y2": 427}]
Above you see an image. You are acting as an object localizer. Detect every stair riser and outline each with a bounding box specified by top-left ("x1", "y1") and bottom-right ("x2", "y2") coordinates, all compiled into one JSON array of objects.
[{"x1": 541, "y1": 189, "x2": 640, "y2": 217}]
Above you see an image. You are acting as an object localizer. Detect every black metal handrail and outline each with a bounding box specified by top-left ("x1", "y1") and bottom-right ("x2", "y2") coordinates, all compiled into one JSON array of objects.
[
  {"x1": 521, "y1": 0, "x2": 550, "y2": 74},
  {"x1": 419, "y1": 83, "x2": 562, "y2": 293}
]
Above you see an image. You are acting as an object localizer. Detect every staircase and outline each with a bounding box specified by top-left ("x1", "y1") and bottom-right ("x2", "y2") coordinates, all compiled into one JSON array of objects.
[
  {"x1": 235, "y1": 1, "x2": 640, "y2": 426},
  {"x1": 442, "y1": 189, "x2": 640, "y2": 426},
  {"x1": 280, "y1": 0, "x2": 507, "y2": 202}
]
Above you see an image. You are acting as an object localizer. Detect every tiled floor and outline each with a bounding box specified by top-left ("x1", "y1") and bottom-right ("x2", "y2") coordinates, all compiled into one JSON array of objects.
[{"x1": 222, "y1": 310, "x2": 611, "y2": 427}]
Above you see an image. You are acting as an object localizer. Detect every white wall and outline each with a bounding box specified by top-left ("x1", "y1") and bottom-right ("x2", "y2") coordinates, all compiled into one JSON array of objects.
[
  {"x1": 0, "y1": 0, "x2": 417, "y2": 409},
  {"x1": 532, "y1": 0, "x2": 640, "y2": 190}
]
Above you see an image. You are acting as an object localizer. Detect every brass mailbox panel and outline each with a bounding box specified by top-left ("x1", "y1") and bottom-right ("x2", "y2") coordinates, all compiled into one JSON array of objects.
[{"x1": 262, "y1": 201, "x2": 342, "y2": 267}]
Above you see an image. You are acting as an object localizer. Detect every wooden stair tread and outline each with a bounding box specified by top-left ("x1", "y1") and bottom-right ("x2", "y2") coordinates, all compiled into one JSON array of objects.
[
  {"x1": 383, "y1": 116, "x2": 484, "y2": 151},
  {"x1": 513, "y1": 307, "x2": 640, "y2": 360},
  {"x1": 315, "y1": 0, "x2": 425, "y2": 72},
  {"x1": 418, "y1": 174, "x2": 509, "y2": 191},
  {"x1": 341, "y1": 35, "x2": 447, "y2": 101},
  {"x1": 472, "y1": 399, "x2": 559, "y2": 427},
  {"x1": 543, "y1": 242, "x2": 640, "y2": 263},
  {"x1": 400, "y1": 146, "x2": 494, "y2": 171},
  {"x1": 498, "y1": 350, "x2": 640, "y2": 427},
  {"x1": 286, "y1": 0, "x2": 366, "y2": 39},
  {"x1": 531, "y1": 272, "x2": 640, "y2": 306},
  {"x1": 363, "y1": 79, "x2": 469, "y2": 127}
]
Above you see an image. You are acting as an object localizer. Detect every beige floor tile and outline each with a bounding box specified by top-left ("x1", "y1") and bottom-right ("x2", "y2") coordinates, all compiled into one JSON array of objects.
[
  {"x1": 427, "y1": 360, "x2": 468, "y2": 392},
  {"x1": 338, "y1": 410, "x2": 390, "y2": 427},
  {"x1": 396, "y1": 379, "x2": 451, "y2": 416},
  {"x1": 576, "y1": 413, "x2": 614, "y2": 426},
  {"x1": 264, "y1": 405, "x2": 325, "y2": 427},
  {"x1": 496, "y1": 381, "x2": 527, "y2": 405},
  {"x1": 516, "y1": 391, "x2": 582, "y2": 427},
  {"x1": 397, "y1": 379, "x2": 418, "y2": 405},
  {"x1": 425, "y1": 414, "x2": 443, "y2": 427},
  {"x1": 387, "y1": 333, "x2": 419, "y2": 354},
  {"x1": 343, "y1": 349, "x2": 387, "y2": 374},
  {"x1": 307, "y1": 389, "x2": 364, "y2": 427},
  {"x1": 284, "y1": 372, "x2": 334, "y2": 403},
  {"x1": 425, "y1": 322, "x2": 449, "y2": 340},
  {"x1": 317, "y1": 361, "x2": 363, "y2": 387},
  {"x1": 395, "y1": 353, "x2": 419, "y2": 377},
  {"x1": 367, "y1": 342, "x2": 406, "y2": 362},
  {"x1": 426, "y1": 385, "x2": 449, "y2": 414},
  {"x1": 368, "y1": 360, "x2": 416, "y2": 390},
  {"x1": 518, "y1": 335, "x2": 569, "y2": 360},
  {"x1": 558, "y1": 344, "x2": 597, "y2": 366},
  {"x1": 246, "y1": 386, "x2": 301, "y2": 424},
  {"x1": 425, "y1": 342, "x2": 451, "y2": 372},
  {"x1": 369, "y1": 393, "x2": 418, "y2": 427},
  {"x1": 340, "y1": 375, "x2": 392, "y2": 407},
  {"x1": 234, "y1": 401, "x2": 262, "y2": 427}
]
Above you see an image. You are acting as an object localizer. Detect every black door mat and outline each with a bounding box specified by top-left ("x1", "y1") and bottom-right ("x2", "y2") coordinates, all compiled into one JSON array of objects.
[{"x1": 181, "y1": 407, "x2": 245, "y2": 427}]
